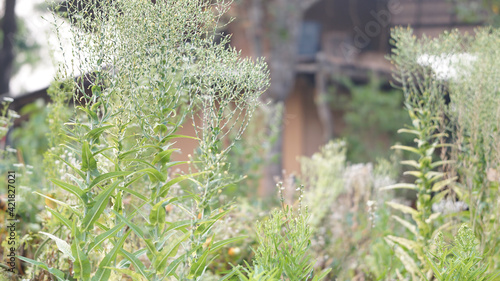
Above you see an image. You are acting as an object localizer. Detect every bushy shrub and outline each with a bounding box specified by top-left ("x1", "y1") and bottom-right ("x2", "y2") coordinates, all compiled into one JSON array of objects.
[{"x1": 22, "y1": 0, "x2": 269, "y2": 280}]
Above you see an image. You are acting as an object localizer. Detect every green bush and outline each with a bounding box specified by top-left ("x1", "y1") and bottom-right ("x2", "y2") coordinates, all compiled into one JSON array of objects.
[{"x1": 23, "y1": 0, "x2": 269, "y2": 280}]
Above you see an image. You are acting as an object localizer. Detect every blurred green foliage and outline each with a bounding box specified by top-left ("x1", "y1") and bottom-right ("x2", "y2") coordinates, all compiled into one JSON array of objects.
[{"x1": 330, "y1": 75, "x2": 411, "y2": 163}]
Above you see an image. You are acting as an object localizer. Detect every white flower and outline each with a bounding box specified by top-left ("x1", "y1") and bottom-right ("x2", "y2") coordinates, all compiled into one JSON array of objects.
[
  {"x1": 6, "y1": 147, "x2": 17, "y2": 153},
  {"x1": 432, "y1": 199, "x2": 468, "y2": 215},
  {"x1": 9, "y1": 111, "x2": 20, "y2": 119},
  {"x1": 417, "y1": 53, "x2": 477, "y2": 80},
  {"x1": 3, "y1": 97, "x2": 14, "y2": 102}
]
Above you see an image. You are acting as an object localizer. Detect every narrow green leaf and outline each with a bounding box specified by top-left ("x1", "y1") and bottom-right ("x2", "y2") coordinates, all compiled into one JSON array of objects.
[
  {"x1": 17, "y1": 256, "x2": 67, "y2": 281},
  {"x1": 72, "y1": 242, "x2": 91, "y2": 280},
  {"x1": 120, "y1": 249, "x2": 149, "y2": 280},
  {"x1": 46, "y1": 207, "x2": 72, "y2": 229},
  {"x1": 153, "y1": 123, "x2": 168, "y2": 134},
  {"x1": 400, "y1": 160, "x2": 420, "y2": 168},
  {"x1": 386, "y1": 235, "x2": 421, "y2": 252},
  {"x1": 386, "y1": 201, "x2": 418, "y2": 216},
  {"x1": 430, "y1": 160, "x2": 455, "y2": 169},
  {"x1": 403, "y1": 170, "x2": 423, "y2": 178},
  {"x1": 150, "y1": 198, "x2": 172, "y2": 225},
  {"x1": 77, "y1": 106, "x2": 98, "y2": 123},
  {"x1": 430, "y1": 190, "x2": 449, "y2": 205},
  {"x1": 189, "y1": 239, "x2": 213, "y2": 278},
  {"x1": 87, "y1": 171, "x2": 132, "y2": 190},
  {"x1": 391, "y1": 144, "x2": 420, "y2": 154},
  {"x1": 85, "y1": 125, "x2": 114, "y2": 142},
  {"x1": 431, "y1": 177, "x2": 457, "y2": 192},
  {"x1": 196, "y1": 209, "x2": 231, "y2": 236},
  {"x1": 380, "y1": 183, "x2": 417, "y2": 191},
  {"x1": 312, "y1": 268, "x2": 331, "y2": 281},
  {"x1": 81, "y1": 141, "x2": 97, "y2": 172},
  {"x1": 144, "y1": 238, "x2": 159, "y2": 259},
  {"x1": 137, "y1": 168, "x2": 166, "y2": 182},
  {"x1": 424, "y1": 254, "x2": 442, "y2": 280},
  {"x1": 389, "y1": 243, "x2": 420, "y2": 277},
  {"x1": 50, "y1": 179, "x2": 84, "y2": 203},
  {"x1": 111, "y1": 210, "x2": 145, "y2": 239},
  {"x1": 39, "y1": 232, "x2": 74, "y2": 261},
  {"x1": 392, "y1": 215, "x2": 418, "y2": 237},
  {"x1": 119, "y1": 185, "x2": 148, "y2": 201},
  {"x1": 154, "y1": 232, "x2": 189, "y2": 272},
  {"x1": 92, "y1": 229, "x2": 132, "y2": 281},
  {"x1": 34, "y1": 191, "x2": 81, "y2": 216},
  {"x1": 53, "y1": 154, "x2": 85, "y2": 178},
  {"x1": 165, "y1": 246, "x2": 200, "y2": 276},
  {"x1": 104, "y1": 267, "x2": 147, "y2": 281},
  {"x1": 88, "y1": 222, "x2": 126, "y2": 252},
  {"x1": 160, "y1": 134, "x2": 199, "y2": 143},
  {"x1": 209, "y1": 236, "x2": 246, "y2": 254},
  {"x1": 152, "y1": 149, "x2": 178, "y2": 166},
  {"x1": 160, "y1": 171, "x2": 207, "y2": 197},
  {"x1": 82, "y1": 181, "x2": 120, "y2": 231},
  {"x1": 165, "y1": 220, "x2": 191, "y2": 233},
  {"x1": 397, "y1": 128, "x2": 420, "y2": 136}
]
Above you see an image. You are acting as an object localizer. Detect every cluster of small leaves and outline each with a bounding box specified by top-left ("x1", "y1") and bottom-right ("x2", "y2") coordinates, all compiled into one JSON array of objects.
[
  {"x1": 300, "y1": 140, "x2": 345, "y2": 230},
  {"x1": 426, "y1": 224, "x2": 500, "y2": 281},
  {"x1": 222, "y1": 263, "x2": 280, "y2": 281},
  {"x1": 250, "y1": 185, "x2": 330, "y2": 281},
  {"x1": 26, "y1": 0, "x2": 269, "y2": 280}
]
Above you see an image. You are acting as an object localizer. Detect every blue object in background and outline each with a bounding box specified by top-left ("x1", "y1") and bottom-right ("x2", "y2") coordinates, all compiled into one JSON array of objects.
[{"x1": 298, "y1": 21, "x2": 322, "y2": 59}]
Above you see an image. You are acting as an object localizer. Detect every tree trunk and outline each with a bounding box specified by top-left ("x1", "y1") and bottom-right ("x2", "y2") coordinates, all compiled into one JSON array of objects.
[
  {"x1": 242, "y1": 0, "x2": 323, "y2": 197},
  {"x1": 315, "y1": 54, "x2": 334, "y2": 143},
  {"x1": 0, "y1": 0, "x2": 17, "y2": 95},
  {"x1": 259, "y1": 0, "x2": 303, "y2": 197}
]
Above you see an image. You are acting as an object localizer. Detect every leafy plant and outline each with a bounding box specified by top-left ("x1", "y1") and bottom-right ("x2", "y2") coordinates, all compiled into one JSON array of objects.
[
  {"x1": 444, "y1": 28, "x2": 500, "y2": 266},
  {"x1": 300, "y1": 140, "x2": 345, "y2": 229},
  {"x1": 330, "y1": 76, "x2": 411, "y2": 163},
  {"x1": 381, "y1": 27, "x2": 460, "y2": 278},
  {"x1": 25, "y1": 0, "x2": 269, "y2": 280},
  {"x1": 251, "y1": 183, "x2": 330, "y2": 281},
  {"x1": 385, "y1": 26, "x2": 500, "y2": 278},
  {"x1": 426, "y1": 224, "x2": 500, "y2": 281},
  {"x1": 222, "y1": 262, "x2": 280, "y2": 281}
]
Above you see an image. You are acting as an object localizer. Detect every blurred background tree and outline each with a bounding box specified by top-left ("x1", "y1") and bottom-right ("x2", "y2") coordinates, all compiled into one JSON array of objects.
[
  {"x1": 0, "y1": 0, "x2": 17, "y2": 95},
  {"x1": 0, "y1": 0, "x2": 40, "y2": 95}
]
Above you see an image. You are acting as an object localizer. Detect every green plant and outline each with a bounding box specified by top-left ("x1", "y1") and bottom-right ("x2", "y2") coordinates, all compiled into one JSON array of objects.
[
  {"x1": 330, "y1": 76, "x2": 411, "y2": 163},
  {"x1": 300, "y1": 140, "x2": 345, "y2": 229},
  {"x1": 24, "y1": 0, "x2": 269, "y2": 280},
  {"x1": 224, "y1": 102, "x2": 283, "y2": 198},
  {"x1": 426, "y1": 224, "x2": 500, "y2": 281},
  {"x1": 381, "y1": 27, "x2": 460, "y2": 279},
  {"x1": 385, "y1": 26, "x2": 500, "y2": 277},
  {"x1": 444, "y1": 28, "x2": 500, "y2": 267},
  {"x1": 250, "y1": 183, "x2": 330, "y2": 281},
  {"x1": 299, "y1": 141, "x2": 405, "y2": 280},
  {"x1": 222, "y1": 262, "x2": 280, "y2": 281}
]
